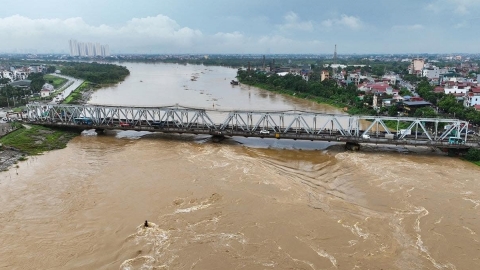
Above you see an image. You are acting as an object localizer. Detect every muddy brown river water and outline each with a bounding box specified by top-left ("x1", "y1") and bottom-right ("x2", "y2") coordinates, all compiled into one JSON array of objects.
[{"x1": 0, "y1": 63, "x2": 479, "y2": 269}]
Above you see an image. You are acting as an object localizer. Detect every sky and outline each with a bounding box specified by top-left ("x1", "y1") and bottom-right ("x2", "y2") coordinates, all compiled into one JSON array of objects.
[{"x1": 1, "y1": 0, "x2": 480, "y2": 55}]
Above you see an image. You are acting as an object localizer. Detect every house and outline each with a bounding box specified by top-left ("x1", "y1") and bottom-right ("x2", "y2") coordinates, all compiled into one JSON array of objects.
[
  {"x1": 40, "y1": 89, "x2": 51, "y2": 97},
  {"x1": 401, "y1": 100, "x2": 432, "y2": 116},
  {"x1": 321, "y1": 70, "x2": 330, "y2": 81},
  {"x1": 364, "y1": 82, "x2": 393, "y2": 95},
  {"x1": 40, "y1": 83, "x2": 54, "y2": 98},
  {"x1": 444, "y1": 81, "x2": 470, "y2": 95},
  {"x1": 42, "y1": 83, "x2": 54, "y2": 92},
  {"x1": 464, "y1": 87, "x2": 480, "y2": 107}
]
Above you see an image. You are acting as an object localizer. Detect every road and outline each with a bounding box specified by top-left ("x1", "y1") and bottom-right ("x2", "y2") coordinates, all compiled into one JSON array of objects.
[{"x1": 47, "y1": 73, "x2": 84, "y2": 104}]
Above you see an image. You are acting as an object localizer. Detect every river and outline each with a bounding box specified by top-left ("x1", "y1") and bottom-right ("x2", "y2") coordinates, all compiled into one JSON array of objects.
[{"x1": 1, "y1": 63, "x2": 479, "y2": 269}]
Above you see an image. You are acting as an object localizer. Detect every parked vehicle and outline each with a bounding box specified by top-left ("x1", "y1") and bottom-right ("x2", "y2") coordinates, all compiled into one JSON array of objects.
[
  {"x1": 151, "y1": 121, "x2": 163, "y2": 128},
  {"x1": 119, "y1": 122, "x2": 131, "y2": 127},
  {"x1": 448, "y1": 137, "x2": 464, "y2": 145},
  {"x1": 74, "y1": 117, "x2": 93, "y2": 125},
  {"x1": 259, "y1": 130, "x2": 270, "y2": 134},
  {"x1": 362, "y1": 134, "x2": 370, "y2": 139}
]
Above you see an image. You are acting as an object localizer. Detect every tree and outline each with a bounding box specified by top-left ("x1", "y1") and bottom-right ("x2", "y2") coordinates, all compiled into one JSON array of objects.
[
  {"x1": 0, "y1": 78, "x2": 11, "y2": 84},
  {"x1": 47, "y1": 66, "x2": 56, "y2": 73},
  {"x1": 388, "y1": 105, "x2": 398, "y2": 116},
  {"x1": 413, "y1": 107, "x2": 437, "y2": 118},
  {"x1": 399, "y1": 87, "x2": 412, "y2": 96},
  {"x1": 465, "y1": 148, "x2": 480, "y2": 161}
]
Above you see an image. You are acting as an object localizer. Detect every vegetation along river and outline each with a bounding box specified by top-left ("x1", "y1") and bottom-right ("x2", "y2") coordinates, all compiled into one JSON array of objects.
[{"x1": 1, "y1": 63, "x2": 479, "y2": 269}]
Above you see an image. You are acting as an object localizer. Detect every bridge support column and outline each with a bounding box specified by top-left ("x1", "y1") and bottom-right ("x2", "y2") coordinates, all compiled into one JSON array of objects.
[
  {"x1": 345, "y1": 142, "x2": 360, "y2": 151},
  {"x1": 95, "y1": 129, "x2": 105, "y2": 135},
  {"x1": 211, "y1": 135, "x2": 225, "y2": 143}
]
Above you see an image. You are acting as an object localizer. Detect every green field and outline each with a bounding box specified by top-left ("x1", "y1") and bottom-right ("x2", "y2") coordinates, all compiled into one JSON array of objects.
[
  {"x1": 44, "y1": 74, "x2": 68, "y2": 89},
  {"x1": 0, "y1": 124, "x2": 79, "y2": 155}
]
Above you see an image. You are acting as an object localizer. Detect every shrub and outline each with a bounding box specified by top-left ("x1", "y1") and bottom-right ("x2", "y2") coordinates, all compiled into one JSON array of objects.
[{"x1": 465, "y1": 148, "x2": 480, "y2": 161}]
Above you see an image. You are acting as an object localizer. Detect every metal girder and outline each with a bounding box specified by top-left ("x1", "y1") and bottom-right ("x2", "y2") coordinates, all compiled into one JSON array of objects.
[{"x1": 25, "y1": 104, "x2": 472, "y2": 144}]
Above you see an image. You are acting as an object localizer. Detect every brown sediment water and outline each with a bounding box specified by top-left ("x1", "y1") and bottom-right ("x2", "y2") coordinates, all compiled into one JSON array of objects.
[{"x1": 0, "y1": 63, "x2": 479, "y2": 269}]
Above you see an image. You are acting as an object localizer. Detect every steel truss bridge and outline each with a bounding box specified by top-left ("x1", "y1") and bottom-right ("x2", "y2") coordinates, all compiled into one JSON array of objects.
[{"x1": 26, "y1": 104, "x2": 480, "y2": 149}]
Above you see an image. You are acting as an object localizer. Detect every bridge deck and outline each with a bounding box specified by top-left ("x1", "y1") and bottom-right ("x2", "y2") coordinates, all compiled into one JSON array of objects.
[
  {"x1": 25, "y1": 104, "x2": 479, "y2": 149},
  {"x1": 35, "y1": 121, "x2": 478, "y2": 149}
]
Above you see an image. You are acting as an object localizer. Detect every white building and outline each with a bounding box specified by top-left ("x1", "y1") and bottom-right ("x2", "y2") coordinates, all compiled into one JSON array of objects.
[
  {"x1": 464, "y1": 87, "x2": 480, "y2": 107},
  {"x1": 69, "y1": 39, "x2": 79, "y2": 56},
  {"x1": 444, "y1": 82, "x2": 470, "y2": 95},
  {"x1": 2, "y1": 71, "x2": 14, "y2": 81},
  {"x1": 95, "y1": 43, "x2": 102, "y2": 56},
  {"x1": 14, "y1": 70, "x2": 27, "y2": 80},
  {"x1": 78, "y1": 42, "x2": 86, "y2": 56},
  {"x1": 86, "y1": 42, "x2": 94, "y2": 56},
  {"x1": 40, "y1": 89, "x2": 51, "y2": 97},
  {"x1": 68, "y1": 40, "x2": 111, "y2": 57}
]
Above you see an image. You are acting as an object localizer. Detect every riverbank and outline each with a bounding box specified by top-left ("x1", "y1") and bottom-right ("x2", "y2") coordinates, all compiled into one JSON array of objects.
[
  {"x1": 0, "y1": 73, "x2": 86, "y2": 170},
  {"x1": 0, "y1": 123, "x2": 79, "y2": 154}
]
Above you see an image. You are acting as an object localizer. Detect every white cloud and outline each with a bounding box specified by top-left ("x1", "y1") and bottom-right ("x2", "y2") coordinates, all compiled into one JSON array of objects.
[
  {"x1": 0, "y1": 14, "x2": 203, "y2": 53},
  {"x1": 426, "y1": 0, "x2": 480, "y2": 14},
  {"x1": 321, "y1": 14, "x2": 363, "y2": 30},
  {"x1": 392, "y1": 24, "x2": 424, "y2": 30},
  {"x1": 0, "y1": 14, "x2": 331, "y2": 54},
  {"x1": 277, "y1": 12, "x2": 314, "y2": 32}
]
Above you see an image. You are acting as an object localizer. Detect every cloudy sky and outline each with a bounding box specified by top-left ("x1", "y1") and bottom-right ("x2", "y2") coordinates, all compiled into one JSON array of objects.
[{"x1": 1, "y1": 0, "x2": 479, "y2": 54}]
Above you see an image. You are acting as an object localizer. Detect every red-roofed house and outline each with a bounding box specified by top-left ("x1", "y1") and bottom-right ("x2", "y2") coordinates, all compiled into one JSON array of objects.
[
  {"x1": 364, "y1": 82, "x2": 393, "y2": 95},
  {"x1": 434, "y1": 86, "x2": 444, "y2": 93},
  {"x1": 474, "y1": 105, "x2": 480, "y2": 111}
]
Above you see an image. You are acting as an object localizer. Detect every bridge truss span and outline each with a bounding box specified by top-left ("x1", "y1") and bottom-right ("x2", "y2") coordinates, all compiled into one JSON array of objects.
[{"x1": 26, "y1": 104, "x2": 476, "y2": 148}]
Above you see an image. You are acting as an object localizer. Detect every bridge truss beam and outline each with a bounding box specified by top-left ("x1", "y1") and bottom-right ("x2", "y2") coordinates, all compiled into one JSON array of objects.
[{"x1": 26, "y1": 104, "x2": 472, "y2": 144}]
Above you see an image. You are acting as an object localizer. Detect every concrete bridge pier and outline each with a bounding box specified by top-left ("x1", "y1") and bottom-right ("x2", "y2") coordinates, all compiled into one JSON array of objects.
[
  {"x1": 345, "y1": 142, "x2": 360, "y2": 151},
  {"x1": 211, "y1": 134, "x2": 225, "y2": 143}
]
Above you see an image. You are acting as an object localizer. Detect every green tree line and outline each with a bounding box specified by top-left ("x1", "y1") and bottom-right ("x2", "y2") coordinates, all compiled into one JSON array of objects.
[
  {"x1": 60, "y1": 62, "x2": 130, "y2": 84},
  {"x1": 236, "y1": 69, "x2": 375, "y2": 115}
]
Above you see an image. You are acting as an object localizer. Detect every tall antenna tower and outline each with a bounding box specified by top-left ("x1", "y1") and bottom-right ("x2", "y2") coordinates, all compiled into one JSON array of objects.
[{"x1": 333, "y1": 44, "x2": 337, "y2": 65}]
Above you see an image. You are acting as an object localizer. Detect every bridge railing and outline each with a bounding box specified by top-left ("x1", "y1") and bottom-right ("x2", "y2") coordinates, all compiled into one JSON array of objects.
[{"x1": 26, "y1": 103, "x2": 473, "y2": 143}]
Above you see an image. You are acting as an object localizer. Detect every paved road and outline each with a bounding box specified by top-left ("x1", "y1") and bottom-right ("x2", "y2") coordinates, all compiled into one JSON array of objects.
[{"x1": 47, "y1": 74, "x2": 84, "y2": 104}]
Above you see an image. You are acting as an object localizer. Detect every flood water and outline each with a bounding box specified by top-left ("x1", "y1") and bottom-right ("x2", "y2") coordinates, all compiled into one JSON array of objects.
[{"x1": 1, "y1": 63, "x2": 479, "y2": 269}]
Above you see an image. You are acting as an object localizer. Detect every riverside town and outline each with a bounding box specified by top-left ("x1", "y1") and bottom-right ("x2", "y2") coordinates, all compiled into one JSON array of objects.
[{"x1": 2, "y1": 2, "x2": 480, "y2": 269}]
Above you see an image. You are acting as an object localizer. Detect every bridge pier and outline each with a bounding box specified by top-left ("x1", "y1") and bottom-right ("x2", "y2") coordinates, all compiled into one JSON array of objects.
[
  {"x1": 345, "y1": 142, "x2": 360, "y2": 151},
  {"x1": 95, "y1": 129, "x2": 105, "y2": 135},
  {"x1": 211, "y1": 134, "x2": 225, "y2": 143}
]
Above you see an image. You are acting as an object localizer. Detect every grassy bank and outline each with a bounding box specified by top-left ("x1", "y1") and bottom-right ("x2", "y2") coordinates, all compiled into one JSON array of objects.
[
  {"x1": 44, "y1": 74, "x2": 68, "y2": 89},
  {"x1": 63, "y1": 81, "x2": 91, "y2": 104},
  {"x1": 0, "y1": 124, "x2": 79, "y2": 155}
]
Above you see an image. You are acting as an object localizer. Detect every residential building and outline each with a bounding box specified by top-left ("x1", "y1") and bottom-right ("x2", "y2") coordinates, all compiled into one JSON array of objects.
[
  {"x1": 69, "y1": 39, "x2": 111, "y2": 57},
  {"x1": 444, "y1": 81, "x2": 470, "y2": 95},
  {"x1": 42, "y1": 83, "x2": 54, "y2": 92},
  {"x1": 69, "y1": 39, "x2": 79, "y2": 56},
  {"x1": 40, "y1": 89, "x2": 51, "y2": 97},
  {"x1": 2, "y1": 71, "x2": 14, "y2": 81},
  {"x1": 410, "y1": 58, "x2": 425, "y2": 75},
  {"x1": 321, "y1": 70, "x2": 329, "y2": 81},
  {"x1": 464, "y1": 86, "x2": 480, "y2": 107}
]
